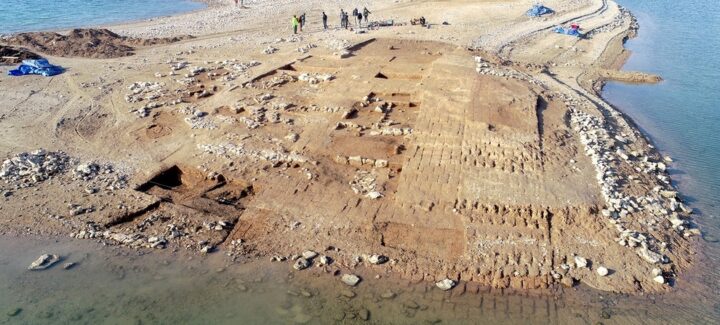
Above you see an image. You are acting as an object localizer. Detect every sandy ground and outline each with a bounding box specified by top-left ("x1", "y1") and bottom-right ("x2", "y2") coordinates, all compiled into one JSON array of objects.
[{"x1": 0, "y1": 0, "x2": 699, "y2": 294}]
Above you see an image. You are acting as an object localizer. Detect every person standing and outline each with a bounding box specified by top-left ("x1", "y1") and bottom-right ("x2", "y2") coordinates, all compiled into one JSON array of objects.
[
  {"x1": 357, "y1": 11, "x2": 363, "y2": 27},
  {"x1": 292, "y1": 15, "x2": 299, "y2": 34},
  {"x1": 300, "y1": 13, "x2": 306, "y2": 30},
  {"x1": 322, "y1": 11, "x2": 328, "y2": 30},
  {"x1": 363, "y1": 7, "x2": 371, "y2": 23},
  {"x1": 352, "y1": 8, "x2": 359, "y2": 26}
]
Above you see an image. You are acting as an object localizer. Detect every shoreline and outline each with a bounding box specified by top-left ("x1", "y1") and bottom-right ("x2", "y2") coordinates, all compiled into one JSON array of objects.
[{"x1": 0, "y1": 0, "x2": 702, "y2": 301}]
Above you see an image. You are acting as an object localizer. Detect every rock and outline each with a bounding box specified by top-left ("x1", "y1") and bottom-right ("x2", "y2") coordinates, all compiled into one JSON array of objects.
[
  {"x1": 301, "y1": 250, "x2": 318, "y2": 259},
  {"x1": 294, "y1": 258, "x2": 311, "y2": 270},
  {"x1": 358, "y1": 309, "x2": 370, "y2": 321},
  {"x1": 6, "y1": 308, "x2": 22, "y2": 317},
  {"x1": 366, "y1": 191, "x2": 383, "y2": 199},
  {"x1": 200, "y1": 245, "x2": 214, "y2": 254},
  {"x1": 597, "y1": 266, "x2": 609, "y2": 276},
  {"x1": 653, "y1": 275, "x2": 665, "y2": 284},
  {"x1": 340, "y1": 289, "x2": 356, "y2": 298},
  {"x1": 574, "y1": 256, "x2": 588, "y2": 268},
  {"x1": 63, "y1": 262, "x2": 76, "y2": 270},
  {"x1": 28, "y1": 254, "x2": 60, "y2": 270},
  {"x1": 293, "y1": 313, "x2": 312, "y2": 324},
  {"x1": 637, "y1": 246, "x2": 663, "y2": 264},
  {"x1": 435, "y1": 278, "x2": 456, "y2": 291},
  {"x1": 560, "y1": 276, "x2": 575, "y2": 287},
  {"x1": 368, "y1": 254, "x2": 388, "y2": 265},
  {"x1": 380, "y1": 291, "x2": 396, "y2": 299},
  {"x1": 319, "y1": 255, "x2": 332, "y2": 265},
  {"x1": 652, "y1": 268, "x2": 662, "y2": 276},
  {"x1": 341, "y1": 274, "x2": 361, "y2": 286}
]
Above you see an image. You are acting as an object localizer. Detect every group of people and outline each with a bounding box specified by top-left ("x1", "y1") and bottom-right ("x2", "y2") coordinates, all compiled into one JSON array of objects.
[
  {"x1": 291, "y1": 13, "x2": 307, "y2": 34},
  {"x1": 340, "y1": 7, "x2": 371, "y2": 29},
  {"x1": 292, "y1": 7, "x2": 371, "y2": 34}
]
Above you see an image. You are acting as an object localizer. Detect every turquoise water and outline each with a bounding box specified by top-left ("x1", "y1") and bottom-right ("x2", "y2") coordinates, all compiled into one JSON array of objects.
[{"x1": 0, "y1": 0, "x2": 206, "y2": 34}]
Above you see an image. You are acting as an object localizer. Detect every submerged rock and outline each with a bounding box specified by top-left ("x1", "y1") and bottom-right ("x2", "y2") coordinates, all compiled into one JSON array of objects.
[
  {"x1": 380, "y1": 291, "x2": 396, "y2": 299},
  {"x1": 28, "y1": 254, "x2": 60, "y2": 271}
]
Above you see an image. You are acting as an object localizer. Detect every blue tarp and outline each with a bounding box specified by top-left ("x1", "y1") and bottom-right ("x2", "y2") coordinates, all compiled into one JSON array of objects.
[
  {"x1": 526, "y1": 4, "x2": 553, "y2": 17},
  {"x1": 553, "y1": 26, "x2": 582, "y2": 37},
  {"x1": 8, "y1": 59, "x2": 64, "y2": 77}
]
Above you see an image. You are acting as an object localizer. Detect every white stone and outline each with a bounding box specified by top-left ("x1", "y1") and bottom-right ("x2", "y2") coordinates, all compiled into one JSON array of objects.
[
  {"x1": 341, "y1": 274, "x2": 361, "y2": 286},
  {"x1": 574, "y1": 256, "x2": 588, "y2": 268},
  {"x1": 597, "y1": 266, "x2": 609, "y2": 276},
  {"x1": 435, "y1": 278, "x2": 456, "y2": 291},
  {"x1": 301, "y1": 250, "x2": 318, "y2": 259}
]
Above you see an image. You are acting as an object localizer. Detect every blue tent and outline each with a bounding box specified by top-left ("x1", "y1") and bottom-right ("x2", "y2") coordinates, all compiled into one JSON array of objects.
[
  {"x1": 553, "y1": 26, "x2": 582, "y2": 37},
  {"x1": 527, "y1": 4, "x2": 553, "y2": 17},
  {"x1": 8, "y1": 59, "x2": 64, "y2": 77}
]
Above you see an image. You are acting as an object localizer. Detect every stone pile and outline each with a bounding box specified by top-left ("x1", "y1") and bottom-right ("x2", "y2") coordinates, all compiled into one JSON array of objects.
[
  {"x1": 567, "y1": 100, "x2": 694, "y2": 281},
  {"x1": 586, "y1": 6, "x2": 636, "y2": 38},
  {"x1": 231, "y1": 60, "x2": 261, "y2": 73},
  {"x1": 368, "y1": 127, "x2": 413, "y2": 136},
  {"x1": 334, "y1": 155, "x2": 388, "y2": 168},
  {"x1": 474, "y1": 56, "x2": 545, "y2": 86},
  {"x1": 125, "y1": 81, "x2": 166, "y2": 103},
  {"x1": 182, "y1": 107, "x2": 218, "y2": 129},
  {"x1": 349, "y1": 170, "x2": 379, "y2": 196},
  {"x1": 73, "y1": 162, "x2": 129, "y2": 191},
  {"x1": 0, "y1": 150, "x2": 70, "y2": 187},
  {"x1": 296, "y1": 43, "x2": 317, "y2": 54},
  {"x1": 298, "y1": 73, "x2": 334, "y2": 84},
  {"x1": 199, "y1": 143, "x2": 310, "y2": 166},
  {"x1": 263, "y1": 46, "x2": 278, "y2": 54}
]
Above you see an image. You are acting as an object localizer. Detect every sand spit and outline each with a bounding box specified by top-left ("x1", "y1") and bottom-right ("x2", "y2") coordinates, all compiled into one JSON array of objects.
[
  {"x1": 1, "y1": 28, "x2": 194, "y2": 58},
  {"x1": 0, "y1": 0, "x2": 698, "y2": 295}
]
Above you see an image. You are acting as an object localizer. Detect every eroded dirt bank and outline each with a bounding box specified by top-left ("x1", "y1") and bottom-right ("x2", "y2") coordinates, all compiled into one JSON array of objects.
[{"x1": 0, "y1": 0, "x2": 699, "y2": 296}]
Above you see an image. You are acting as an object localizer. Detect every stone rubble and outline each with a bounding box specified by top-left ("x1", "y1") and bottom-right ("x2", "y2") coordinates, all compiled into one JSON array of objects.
[
  {"x1": 298, "y1": 73, "x2": 334, "y2": 84},
  {"x1": 1, "y1": 150, "x2": 70, "y2": 187}
]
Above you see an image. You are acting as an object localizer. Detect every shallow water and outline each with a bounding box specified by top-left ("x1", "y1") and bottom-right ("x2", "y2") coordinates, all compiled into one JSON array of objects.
[
  {"x1": 0, "y1": 237, "x2": 717, "y2": 325},
  {"x1": 0, "y1": 0, "x2": 206, "y2": 34}
]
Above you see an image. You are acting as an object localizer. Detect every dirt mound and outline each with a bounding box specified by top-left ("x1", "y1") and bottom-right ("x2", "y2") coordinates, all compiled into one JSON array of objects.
[
  {"x1": 0, "y1": 45, "x2": 41, "y2": 65},
  {"x1": 3, "y1": 28, "x2": 194, "y2": 59}
]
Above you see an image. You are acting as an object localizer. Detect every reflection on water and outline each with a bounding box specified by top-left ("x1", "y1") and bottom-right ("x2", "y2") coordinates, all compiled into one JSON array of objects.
[{"x1": 1, "y1": 237, "x2": 717, "y2": 324}]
